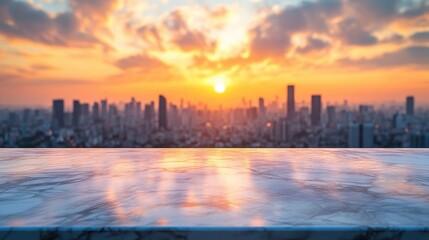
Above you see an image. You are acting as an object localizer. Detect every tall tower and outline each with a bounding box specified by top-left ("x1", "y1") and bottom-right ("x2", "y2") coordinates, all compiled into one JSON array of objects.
[
  {"x1": 92, "y1": 102, "x2": 99, "y2": 121},
  {"x1": 101, "y1": 99, "x2": 108, "y2": 119},
  {"x1": 72, "y1": 100, "x2": 80, "y2": 127},
  {"x1": 258, "y1": 97, "x2": 266, "y2": 118},
  {"x1": 159, "y1": 95, "x2": 168, "y2": 130},
  {"x1": 52, "y1": 99, "x2": 65, "y2": 128},
  {"x1": 311, "y1": 95, "x2": 322, "y2": 127},
  {"x1": 326, "y1": 105, "x2": 336, "y2": 128},
  {"x1": 287, "y1": 85, "x2": 295, "y2": 119},
  {"x1": 348, "y1": 123, "x2": 374, "y2": 148},
  {"x1": 406, "y1": 96, "x2": 414, "y2": 116}
]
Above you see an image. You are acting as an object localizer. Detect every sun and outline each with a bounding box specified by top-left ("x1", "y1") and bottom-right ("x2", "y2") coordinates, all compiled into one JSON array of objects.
[{"x1": 214, "y1": 82, "x2": 226, "y2": 94}]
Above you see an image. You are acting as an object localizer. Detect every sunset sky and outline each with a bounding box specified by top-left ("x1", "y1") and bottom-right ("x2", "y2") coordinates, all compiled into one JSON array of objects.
[{"x1": 1, "y1": 0, "x2": 429, "y2": 109}]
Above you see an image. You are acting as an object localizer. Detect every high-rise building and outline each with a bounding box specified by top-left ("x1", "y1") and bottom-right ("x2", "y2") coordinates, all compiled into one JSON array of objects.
[
  {"x1": 361, "y1": 123, "x2": 374, "y2": 148},
  {"x1": 348, "y1": 123, "x2": 374, "y2": 148},
  {"x1": 136, "y1": 101, "x2": 142, "y2": 119},
  {"x1": 80, "y1": 103, "x2": 90, "y2": 124},
  {"x1": 101, "y1": 99, "x2": 108, "y2": 119},
  {"x1": 72, "y1": 100, "x2": 80, "y2": 127},
  {"x1": 410, "y1": 132, "x2": 429, "y2": 148},
  {"x1": 359, "y1": 105, "x2": 372, "y2": 123},
  {"x1": 52, "y1": 99, "x2": 65, "y2": 128},
  {"x1": 246, "y1": 107, "x2": 258, "y2": 121},
  {"x1": 22, "y1": 109, "x2": 31, "y2": 125},
  {"x1": 144, "y1": 104, "x2": 152, "y2": 122},
  {"x1": 287, "y1": 85, "x2": 295, "y2": 119},
  {"x1": 348, "y1": 124, "x2": 360, "y2": 148},
  {"x1": 393, "y1": 112, "x2": 406, "y2": 130},
  {"x1": 159, "y1": 95, "x2": 168, "y2": 130},
  {"x1": 92, "y1": 102, "x2": 99, "y2": 121},
  {"x1": 169, "y1": 104, "x2": 179, "y2": 130},
  {"x1": 311, "y1": 95, "x2": 322, "y2": 127},
  {"x1": 258, "y1": 97, "x2": 266, "y2": 118},
  {"x1": 406, "y1": 96, "x2": 414, "y2": 116},
  {"x1": 327, "y1": 105, "x2": 336, "y2": 128}
]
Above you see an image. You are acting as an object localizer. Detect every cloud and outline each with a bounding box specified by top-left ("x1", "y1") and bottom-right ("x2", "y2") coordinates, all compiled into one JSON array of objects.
[
  {"x1": 297, "y1": 37, "x2": 330, "y2": 53},
  {"x1": 248, "y1": 0, "x2": 429, "y2": 58},
  {"x1": 340, "y1": 46, "x2": 429, "y2": 68},
  {"x1": 336, "y1": 18, "x2": 378, "y2": 46},
  {"x1": 115, "y1": 54, "x2": 170, "y2": 71},
  {"x1": 346, "y1": 0, "x2": 400, "y2": 24},
  {"x1": 134, "y1": 6, "x2": 221, "y2": 53},
  {"x1": 137, "y1": 25, "x2": 164, "y2": 50},
  {"x1": 0, "y1": 0, "x2": 110, "y2": 49},
  {"x1": 31, "y1": 64, "x2": 56, "y2": 71},
  {"x1": 162, "y1": 8, "x2": 217, "y2": 52},
  {"x1": 0, "y1": 73, "x2": 21, "y2": 83},
  {"x1": 410, "y1": 31, "x2": 429, "y2": 42},
  {"x1": 68, "y1": 0, "x2": 120, "y2": 27},
  {"x1": 249, "y1": 0, "x2": 341, "y2": 59},
  {"x1": 380, "y1": 33, "x2": 405, "y2": 44}
]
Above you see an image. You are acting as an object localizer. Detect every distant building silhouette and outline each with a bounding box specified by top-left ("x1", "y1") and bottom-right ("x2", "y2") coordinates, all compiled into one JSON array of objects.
[
  {"x1": 52, "y1": 99, "x2": 65, "y2": 128},
  {"x1": 327, "y1": 105, "x2": 336, "y2": 128},
  {"x1": 144, "y1": 104, "x2": 153, "y2": 122},
  {"x1": 72, "y1": 100, "x2": 80, "y2": 127},
  {"x1": 101, "y1": 99, "x2": 108, "y2": 119},
  {"x1": 359, "y1": 105, "x2": 372, "y2": 123},
  {"x1": 393, "y1": 112, "x2": 406, "y2": 130},
  {"x1": 246, "y1": 107, "x2": 258, "y2": 121},
  {"x1": 92, "y1": 102, "x2": 99, "y2": 121},
  {"x1": 287, "y1": 85, "x2": 295, "y2": 119},
  {"x1": 136, "y1": 101, "x2": 142, "y2": 119},
  {"x1": 159, "y1": 95, "x2": 167, "y2": 130},
  {"x1": 258, "y1": 97, "x2": 266, "y2": 118},
  {"x1": 311, "y1": 95, "x2": 321, "y2": 126},
  {"x1": 410, "y1": 132, "x2": 429, "y2": 148},
  {"x1": 406, "y1": 96, "x2": 414, "y2": 116},
  {"x1": 348, "y1": 123, "x2": 374, "y2": 148},
  {"x1": 80, "y1": 103, "x2": 90, "y2": 124}
]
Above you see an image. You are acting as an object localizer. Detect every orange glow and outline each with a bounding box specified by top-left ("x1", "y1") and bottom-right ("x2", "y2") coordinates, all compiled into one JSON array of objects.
[{"x1": 0, "y1": 1, "x2": 428, "y2": 107}]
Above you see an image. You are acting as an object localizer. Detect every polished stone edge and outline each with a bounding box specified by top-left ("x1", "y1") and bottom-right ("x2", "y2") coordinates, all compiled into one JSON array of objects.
[{"x1": 1, "y1": 227, "x2": 429, "y2": 240}]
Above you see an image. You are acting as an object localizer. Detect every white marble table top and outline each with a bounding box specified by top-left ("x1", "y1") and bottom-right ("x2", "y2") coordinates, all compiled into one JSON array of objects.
[{"x1": 0, "y1": 149, "x2": 428, "y2": 226}]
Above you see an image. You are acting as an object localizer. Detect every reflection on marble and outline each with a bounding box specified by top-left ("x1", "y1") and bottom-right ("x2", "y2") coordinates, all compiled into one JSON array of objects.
[{"x1": 0, "y1": 149, "x2": 429, "y2": 226}]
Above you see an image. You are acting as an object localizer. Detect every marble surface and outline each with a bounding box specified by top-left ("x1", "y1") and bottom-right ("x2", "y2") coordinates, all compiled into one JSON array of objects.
[
  {"x1": 0, "y1": 149, "x2": 429, "y2": 227},
  {"x1": 1, "y1": 227, "x2": 429, "y2": 240}
]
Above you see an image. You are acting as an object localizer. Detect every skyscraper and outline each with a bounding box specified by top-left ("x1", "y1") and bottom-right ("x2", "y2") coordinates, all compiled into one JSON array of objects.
[
  {"x1": 159, "y1": 95, "x2": 168, "y2": 130},
  {"x1": 287, "y1": 85, "x2": 295, "y2": 120},
  {"x1": 52, "y1": 99, "x2": 65, "y2": 128},
  {"x1": 258, "y1": 97, "x2": 266, "y2": 118},
  {"x1": 361, "y1": 123, "x2": 374, "y2": 148},
  {"x1": 311, "y1": 95, "x2": 322, "y2": 127},
  {"x1": 72, "y1": 100, "x2": 80, "y2": 127},
  {"x1": 326, "y1": 105, "x2": 336, "y2": 128},
  {"x1": 92, "y1": 102, "x2": 99, "y2": 121},
  {"x1": 406, "y1": 96, "x2": 414, "y2": 116},
  {"x1": 136, "y1": 101, "x2": 142, "y2": 119},
  {"x1": 101, "y1": 99, "x2": 108, "y2": 119},
  {"x1": 80, "y1": 103, "x2": 90, "y2": 124},
  {"x1": 348, "y1": 123, "x2": 374, "y2": 148},
  {"x1": 348, "y1": 124, "x2": 360, "y2": 148}
]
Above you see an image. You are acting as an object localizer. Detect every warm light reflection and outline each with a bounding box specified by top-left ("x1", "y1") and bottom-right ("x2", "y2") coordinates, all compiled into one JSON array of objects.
[{"x1": 2, "y1": 149, "x2": 428, "y2": 226}]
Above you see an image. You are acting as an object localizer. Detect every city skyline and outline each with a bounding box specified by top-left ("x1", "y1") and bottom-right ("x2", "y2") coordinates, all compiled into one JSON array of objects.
[
  {"x1": 0, "y1": 89, "x2": 424, "y2": 111},
  {"x1": 1, "y1": 82, "x2": 428, "y2": 148},
  {"x1": 1, "y1": 0, "x2": 429, "y2": 107}
]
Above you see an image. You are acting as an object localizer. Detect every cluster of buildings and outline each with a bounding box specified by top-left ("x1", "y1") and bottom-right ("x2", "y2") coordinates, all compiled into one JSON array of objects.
[{"x1": 1, "y1": 85, "x2": 428, "y2": 148}]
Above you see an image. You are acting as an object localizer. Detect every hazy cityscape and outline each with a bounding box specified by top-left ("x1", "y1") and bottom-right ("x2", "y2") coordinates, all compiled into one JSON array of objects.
[{"x1": 1, "y1": 84, "x2": 428, "y2": 148}]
